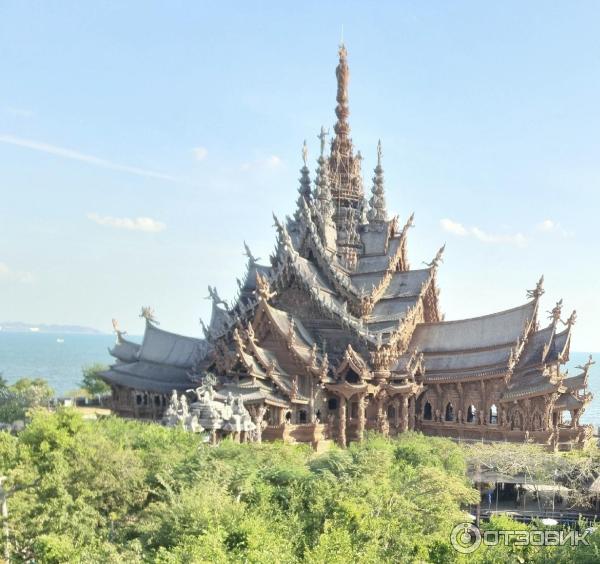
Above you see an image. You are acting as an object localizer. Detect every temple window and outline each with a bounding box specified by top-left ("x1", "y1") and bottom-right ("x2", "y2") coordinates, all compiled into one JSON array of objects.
[
  {"x1": 298, "y1": 410, "x2": 307, "y2": 423},
  {"x1": 489, "y1": 404, "x2": 498, "y2": 424},
  {"x1": 561, "y1": 410, "x2": 572, "y2": 426},
  {"x1": 467, "y1": 405, "x2": 477, "y2": 423},
  {"x1": 345, "y1": 369, "x2": 360, "y2": 384},
  {"x1": 387, "y1": 405, "x2": 396, "y2": 420},
  {"x1": 143, "y1": 394, "x2": 148, "y2": 405},
  {"x1": 511, "y1": 412, "x2": 522, "y2": 430},
  {"x1": 351, "y1": 402, "x2": 359, "y2": 419},
  {"x1": 445, "y1": 402, "x2": 455, "y2": 422},
  {"x1": 285, "y1": 411, "x2": 292, "y2": 422},
  {"x1": 423, "y1": 401, "x2": 432, "y2": 420},
  {"x1": 154, "y1": 395, "x2": 161, "y2": 406},
  {"x1": 136, "y1": 394, "x2": 142, "y2": 406},
  {"x1": 328, "y1": 398, "x2": 338, "y2": 411}
]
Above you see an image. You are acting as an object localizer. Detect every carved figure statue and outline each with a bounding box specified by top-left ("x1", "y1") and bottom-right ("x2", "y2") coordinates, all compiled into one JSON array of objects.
[{"x1": 317, "y1": 126, "x2": 329, "y2": 157}]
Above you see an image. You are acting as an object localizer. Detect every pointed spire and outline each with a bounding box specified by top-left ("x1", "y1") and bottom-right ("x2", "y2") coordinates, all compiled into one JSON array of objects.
[
  {"x1": 314, "y1": 127, "x2": 333, "y2": 220},
  {"x1": 368, "y1": 140, "x2": 387, "y2": 223},
  {"x1": 295, "y1": 140, "x2": 312, "y2": 220}
]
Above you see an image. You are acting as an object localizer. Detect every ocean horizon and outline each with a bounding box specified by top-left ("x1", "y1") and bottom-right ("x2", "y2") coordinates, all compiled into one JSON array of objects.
[{"x1": 1, "y1": 332, "x2": 599, "y2": 427}]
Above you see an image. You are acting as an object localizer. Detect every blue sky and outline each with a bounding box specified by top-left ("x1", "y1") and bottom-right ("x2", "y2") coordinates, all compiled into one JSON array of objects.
[{"x1": 1, "y1": 1, "x2": 599, "y2": 351}]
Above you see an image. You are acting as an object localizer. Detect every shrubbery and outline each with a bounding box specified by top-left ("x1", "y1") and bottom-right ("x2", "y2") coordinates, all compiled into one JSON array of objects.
[{"x1": 0, "y1": 410, "x2": 598, "y2": 562}]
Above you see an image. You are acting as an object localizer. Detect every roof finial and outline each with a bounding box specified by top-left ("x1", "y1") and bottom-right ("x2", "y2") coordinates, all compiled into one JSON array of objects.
[
  {"x1": 340, "y1": 24, "x2": 344, "y2": 45},
  {"x1": 526, "y1": 275, "x2": 545, "y2": 300},
  {"x1": 243, "y1": 241, "x2": 260, "y2": 265},
  {"x1": 140, "y1": 306, "x2": 159, "y2": 325}
]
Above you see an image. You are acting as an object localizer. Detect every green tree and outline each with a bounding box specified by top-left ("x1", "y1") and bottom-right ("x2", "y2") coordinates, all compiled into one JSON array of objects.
[
  {"x1": 0, "y1": 377, "x2": 54, "y2": 423},
  {"x1": 81, "y1": 363, "x2": 110, "y2": 398}
]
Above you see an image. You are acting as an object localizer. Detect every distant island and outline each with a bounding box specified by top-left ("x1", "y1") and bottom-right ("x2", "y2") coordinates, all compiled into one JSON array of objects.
[{"x1": 0, "y1": 321, "x2": 105, "y2": 335}]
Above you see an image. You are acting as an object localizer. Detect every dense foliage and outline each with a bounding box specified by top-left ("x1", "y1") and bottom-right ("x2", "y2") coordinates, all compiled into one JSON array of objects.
[
  {"x1": 0, "y1": 377, "x2": 54, "y2": 423},
  {"x1": 80, "y1": 363, "x2": 110, "y2": 398},
  {"x1": 0, "y1": 410, "x2": 598, "y2": 563}
]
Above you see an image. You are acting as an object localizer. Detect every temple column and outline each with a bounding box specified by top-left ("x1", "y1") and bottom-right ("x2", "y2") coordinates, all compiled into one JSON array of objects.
[
  {"x1": 377, "y1": 392, "x2": 389, "y2": 437},
  {"x1": 309, "y1": 378, "x2": 316, "y2": 423},
  {"x1": 480, "y1": 381, "x2": 487, "y2": 426},
  {"x1": 401, "y1": 395, "x2": 409, "y2": 432},
  {"x1": 393, "y1": 398, "x2": 400, "y2": 430},
  {"x1": 357, "y1": 393, "x2": 366, "y2": 442},
  {"x1": 409, "y1": 397, "x2": 416, "y2": 430},
  {"x1": 338, "y1": 397, "x2": 347, "y2": 447}
]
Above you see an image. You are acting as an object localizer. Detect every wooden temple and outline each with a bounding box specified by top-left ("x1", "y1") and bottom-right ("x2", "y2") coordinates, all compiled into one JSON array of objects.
[{"x1": 100, "y1": 45, "x2": 593, "y2": 450}]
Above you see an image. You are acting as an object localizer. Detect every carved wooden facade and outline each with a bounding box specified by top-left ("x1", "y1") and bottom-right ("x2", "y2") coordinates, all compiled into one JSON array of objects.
[{"x1": 100, "y1": 45, "x2": 593, "y2": 451}]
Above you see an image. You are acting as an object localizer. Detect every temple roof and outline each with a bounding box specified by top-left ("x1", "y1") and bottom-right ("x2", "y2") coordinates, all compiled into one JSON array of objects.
[
  {"x1": 411, "y1": 301, "x2": 536, "y2": 354},
  {"x1": 555, "y1": 393, "x2": 588, "y2": 410},
  {"x1": 100, "y1": 361, "x2": 191, "y2": 394},
  {"x1": 501, "y1": 370, "x2": 561, "y2": 401},
  {"x1": 563, "y1": 372, "x2": 587, "y2": 391},
  {"x1": 139, "y1": 322, "x2": 209, "y2": 368},
  {"x1": 109, "y1": 337, "x2": 141, "y2": 363}
]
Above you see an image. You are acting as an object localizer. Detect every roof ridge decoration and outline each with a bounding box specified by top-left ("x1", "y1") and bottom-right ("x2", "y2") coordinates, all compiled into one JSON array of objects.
[
  {"x1": 576, "y1": 355, "x2": 596, "y2": 387},
  {"x1": 112, "y1": 318, "x2": 127, "y2": 344},
  {"x1": 526, "y1": 275, "x2": 545, "y2": 300},
  {"x1": 561, "y1": 309, "x2": 577, "y2": 328},
  {"x1": 423, "y1": 244, "x2": 445, "y2": 269},
  {"x1": 140, "y1": 306, "x2": 159, "y2": 325},
  {"x1": 547, "y1": 299, "x2": 563, "y2": 325},
  {"x1": 243, "y1": 241, "x2": 260, "y2": 266}
]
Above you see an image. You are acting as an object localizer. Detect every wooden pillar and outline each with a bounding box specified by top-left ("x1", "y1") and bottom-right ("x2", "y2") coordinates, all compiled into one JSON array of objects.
[
  {"x1": 409, "y1": 397, "x2": 416, "y2": 430},
  {"x1": 357, "y1": 394, "x2": 366, "y2": 442},
  {"x1": 401, "y1": 395, "x2": 409, "y2": 432},
  {"x1": 377, "y1": 394, "x2": 389, "y2": 437},
  {"x1": 393, "y1": 397, "x2": 400, "y2": 429},
  {"x1": 338, "y1": 397, "x2": 347, "y2": 447}
]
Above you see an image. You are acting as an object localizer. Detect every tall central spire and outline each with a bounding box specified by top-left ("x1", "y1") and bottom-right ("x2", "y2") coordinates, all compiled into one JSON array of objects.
[
  {"x1": 333, "y1": 43, "x2": 350, "y2": 145},
  {"x1": 329, "y1": 43, "x2": 364, "y2": 269}
]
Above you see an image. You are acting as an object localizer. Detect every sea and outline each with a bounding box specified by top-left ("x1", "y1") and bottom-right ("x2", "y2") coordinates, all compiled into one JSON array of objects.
[{"x1": 0, "y1": 333, "x2": 599, "y2": 427}]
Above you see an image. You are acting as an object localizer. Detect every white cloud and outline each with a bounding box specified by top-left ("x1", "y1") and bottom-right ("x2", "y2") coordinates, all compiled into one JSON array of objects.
[
  {"x1": 537, "y1": 219, "x2": 556, "y2": 232},
  {"x1": 241, "y1": 155, "x2": 283, "y2": 171},
  {"x1": 440, "y1": 218, "x2": 468, "y2": 236},
  {"x1": 0, "y1": 262, "x2": 34, "y2": 283},
  {"x1": 440, "y1": 218, "x2": 527, "y2": 247},
  {"x1": 87, "y1": 213, "x2": 166, "y2": 233},
  {"x1": 0, "y1": 134, "x2": 182, "y2": 182},
  {"x1": 536, "y1": 219, "x2": 573, "y2": 237},
  {"x1": 192, "y1": 146, "x2": 208, "y2": 161},
  {"x1": 471, "y1": 226, "x2": 527, "y2": 247}
]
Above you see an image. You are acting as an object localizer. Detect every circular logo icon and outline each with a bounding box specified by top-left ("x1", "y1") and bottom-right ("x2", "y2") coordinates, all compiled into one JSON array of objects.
[{"x1": 450, "y1": 522, "x2": 482, "y2": 554}]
